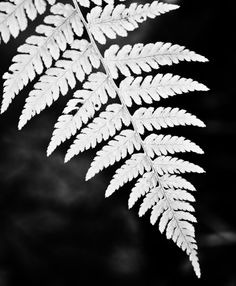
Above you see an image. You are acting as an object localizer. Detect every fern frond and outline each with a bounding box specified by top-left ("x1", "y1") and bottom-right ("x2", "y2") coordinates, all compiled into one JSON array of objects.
[
  {"x1": 128, "y1": 171, "x2": 157, "y2": 209},
  {"x1": 86, "y1": 129, "x2": 141, "y2": 180},
  {"x1": 154, "y1": 156, "x2": 205, "y2": 175},
  {"x1": 1, "y1": 3, "x2": 84, "y2": 114},
  {"x1": 133, "y1": 107, "x2": 205, "y2": 134},
  {"x1": 161, "y1": 174, "x2": 196, "y2": 191},
  {"x1": 0, "y1": 0, "x2": 208, "y2": 277},
  {"x1": 87, "y1": 1, "x2": 178, "y2": 44},
  {"x1": 144, "y1": 134, "x2": 203, "y2": 157},
  {"x1": 105, "y1": 43, "x2": 208, "y2": 79},
  {"x1": 0, "y1": 0, "x2": 55, "y2": 44},
  {"x1": 47, "y1": 72, "x2": 116, "y2": 156},
  {"x1": 139, "y1": 184, "x2": 201, "y2": 277},
  {"x1": 165, "y1": 189, "x2": 195, "y2": 203},
  {"x1": 119, "y1": 73, "x2": 208, "y2": 107},
  {"x1": 105, "y1": 153, "x2": 152, "y2": 197},
  {"x1": 139, "y1": 187, "x2": 162, "y2": 217},
  {"x1": 65, "y1": 103, "x2": 131, "y2": 162},
  {"x1": 18, "y1": 39, "x2": 100, "y2": 129}
]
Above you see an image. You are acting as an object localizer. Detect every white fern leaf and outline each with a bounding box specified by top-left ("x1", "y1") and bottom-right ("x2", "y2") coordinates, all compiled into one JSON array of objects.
[
  {"x1": 119, "y1": 73, "x2": 209, "y2": 107},
  {"x1": 0, "y1": 0, "x2": 208, "y2": 278},
  {"x1": 87, "y1": 1, "x2": 178, "y2": 45},
  {"x1": 159, "y1": 207, "x2": 200, "y2": 277},
  {"x1": 165, "y1": 189, "x2": 195, "y2": 203},
  {"x1": 47, "y1": 72, "x2": 116, "y2": 156},
  {"x1": 139, "y1": 187, "x2": 163, "y2": 217},
  {"x1": 1, "y1": 3, "x2": 84, "y2": 114},
  {"x1": 154, "y1": 156, "x2": 205, "y2": 175},
  {"x1": 144, "y1": 134, "x2": 203, "y2": 157},
  {"x1": 0, "y1": 0, "x2": 55, "y2": 44},
  {"x1": 18, "y1": 39, "x2": 100, "y2": 129},
  {"x1": 140, "y1": 185, "x2": 200, "y2": 277},
  {"x1": 105, "y1": 43, "x2": 208, "y2": 79},
  {"x1": 86, "y1": 129, "x2": 141, "y2": 180},
  {"x1": 105, "y1": 153, "x2": 152, "y2": 198},
  {"x1": 65, "y1": 104, "x2": 131, "y2": 163},
  {"x1": 174, "y1": 211, "x2": 197, "y2": 223},
  {"x1": 129, "y1": 171, "x2": 157, "y2": 209},
  {"x1": 161, "y1": 174, "x2": 196, "y2": 191},
  {"x1": 133, "y1": 107, "x2": 205, "y2": 134}
]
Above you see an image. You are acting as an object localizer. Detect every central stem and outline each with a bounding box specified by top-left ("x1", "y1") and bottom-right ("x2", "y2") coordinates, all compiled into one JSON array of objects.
[{"x1": 71, "y1": 0, "x2": 198, "y2": 270}]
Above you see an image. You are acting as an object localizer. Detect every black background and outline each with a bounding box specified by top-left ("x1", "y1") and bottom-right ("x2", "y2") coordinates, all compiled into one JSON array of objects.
[{"x1": 0, "y1": 0, "x2": 235, "y2": 285}]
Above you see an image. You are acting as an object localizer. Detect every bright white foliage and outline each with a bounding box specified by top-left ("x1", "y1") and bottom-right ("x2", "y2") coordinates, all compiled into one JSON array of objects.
[
  {"x1": 86, "y1": 129, "x2": 141, "y2": 180},
  {"x1": 65, "y1": 104, "x2": 131, "y2": 163},
  {"x1": 138, "y1": 185, "x2": 200, "y2": 276},
  {"x1": 154, "y1": 156, "x2": 205, "y2": 175},
  {"x1": 161, "y1": 174, "x2": 196, "y2": 192},
  {"x1": 144, "y1": 134, "x2": 203, "y2": 157},
  {"x1": 87, "y1": 1, "x2": 178, "y2": 44},
  {"x1": 0, "y1": 0, "x2": 55, "y2": 44},
  {"x1": 0, "y1": 0, "x2": 208, "y2": 278},
  {"x1": 1, "y1": 3, "x2": 83, "y2": 113},
  {"x1": 133, "y1": 106, "x2": 205, "y2": 134},
  {"x1": 47, "y1": 72, "x2": 116, "y2": 156},
  {"x1": 128, "y1": 171, "x2": 157, "y2": 209},
  {"x1": 105, "y1": 42, "x2": 208, "y2": 79},
  {"x1": 18, "y1": 39, "x2": 100, "y2": 129},
  {"x1": 119, "y1": 73, "x2": 209, "y2": 107},
  {"x1": 105, "y1": 153, "x2": 152, "y2": 197}
]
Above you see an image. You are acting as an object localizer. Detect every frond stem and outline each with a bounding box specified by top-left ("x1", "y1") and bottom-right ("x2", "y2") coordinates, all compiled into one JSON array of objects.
[{"x1": 72, "y1": 0, "x2": 199, "y2": 273}]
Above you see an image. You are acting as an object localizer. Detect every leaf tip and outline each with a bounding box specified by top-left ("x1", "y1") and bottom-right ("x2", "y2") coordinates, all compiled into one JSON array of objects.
[{"x1": 64, "y1": 154, "x2": 71, "y2": 163}]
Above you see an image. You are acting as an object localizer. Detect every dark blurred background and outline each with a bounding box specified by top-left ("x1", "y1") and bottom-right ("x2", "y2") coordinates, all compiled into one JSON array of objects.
[{"x1": 0, "y1": 0, "x2": 235, "y2": 285}]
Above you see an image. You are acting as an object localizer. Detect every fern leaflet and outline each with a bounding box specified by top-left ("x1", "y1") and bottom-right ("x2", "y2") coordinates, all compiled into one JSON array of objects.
[
  {"x1": 105, "y1": 42, "x2": 208, "y2": 79},
  {"x1": 0, "y1": 0, "x2": 56, "y2": 44}
]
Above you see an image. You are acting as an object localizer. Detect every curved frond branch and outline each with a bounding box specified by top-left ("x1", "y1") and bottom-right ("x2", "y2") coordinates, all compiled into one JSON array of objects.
[
  {"x1": 66, "y1": 1, "x2": 204, "y2": 277},
  {"x1": 0, "y1": 0, "x2": 207, "y2": 278}
]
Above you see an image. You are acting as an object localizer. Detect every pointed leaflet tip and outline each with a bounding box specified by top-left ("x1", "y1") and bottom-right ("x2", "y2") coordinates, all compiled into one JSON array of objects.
[
  {"x1": 47, "y1": 142, "x2": 56, "y2": 157},
  {"x1": 18, "y1": 122, "x2": 23, "y2": 131},
  {"x1": 18, "y1": 110, "x2": 29, "y2": 130},
  {"x1": 46, "y1": 148, "x2": 52, "y2": 157},
  {"x1": 18, "y1": 118, "x2": 25, "y2": 130},
  {"x1": 198, "y1": 83, "x2": 210, "y2": 92},
  {"x1": 105, "y1": 188, "x2": 113, "y2": 198},
  {"x1": 0, "y1": 100, "x2": 8, "y2": 114},
  {"x1": 85, "y1": 171, "x2": 91, "y2": 181},
  {"x1": 168, "y1": 4, "x2": 180, "y2": 11},
  {"x1": 64, "y1": 154, "x2": 71, "y2": 164}
]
